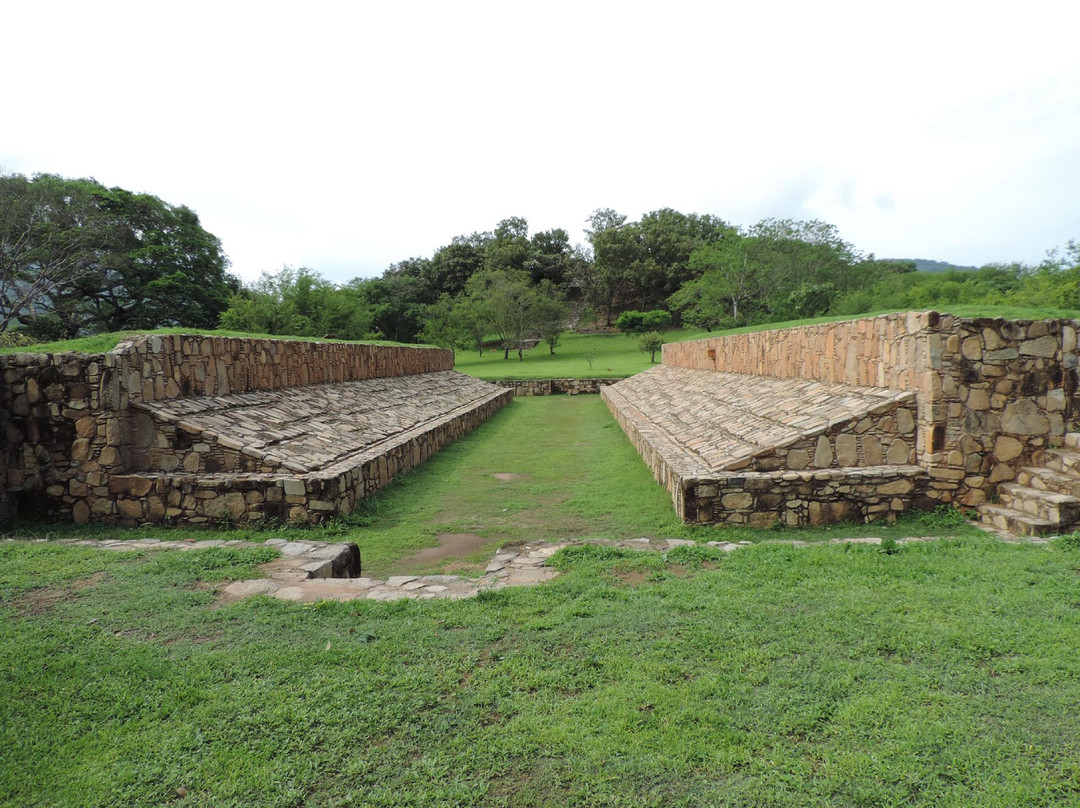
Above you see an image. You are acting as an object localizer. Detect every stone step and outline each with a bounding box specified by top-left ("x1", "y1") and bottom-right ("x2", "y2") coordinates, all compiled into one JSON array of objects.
[
  {"x1": 1017, "y1": 466, "x2": 1080, "y2": 499},
  {"x1": 1044, "y1": 448, "x2": 1080, "y2": 479},
  {"x1": 1065, "y1": 432, "x2": 1080, "y2": 451},
  {"x1": 977, "y1": 503, "x2": 1059, "y2": 537},
  {"x1": 996, "y1": 483, "x2": 1080, "y2": 527}
]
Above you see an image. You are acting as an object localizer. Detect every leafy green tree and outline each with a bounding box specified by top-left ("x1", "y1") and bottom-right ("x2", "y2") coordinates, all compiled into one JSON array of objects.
[
  {"x1": 532, "y1": 281, "x2": 570, "y2": 354},
  {"x1": 616, "y1": 308, "x2": 672, "y2": 335},
  {"x1": 44, "y1": 184, "x2": 236, "y2": 335},
  {"x1": 418, "y1": 293, "x2": 467, "y2": 357},
  {"x1": 352, "y1": 269, "x2": 428, "y2": 342},
  {"x1": 583, "y1": 208, "x2": 633, "y2": 325},
  {"x1": 451, "y1": 294, "x2": 492, "y2": 357},
  {"x1": 424, "y1": 235, "x2": 487, "y2": 298},
  {"x1": 528, "y1": 228, "x2": 575, "y2": 287},
  {"x1": 464, "y1": 269, "x2": 541, "y2": 360},
  {"x1": 0, "y1": 173, "x2": 112, "y2": 333},
  {"x1": 485, "y1": 217, "x2": 532, "y2": 274},
  {"x1": 638, "y1": 331, "x2": 665, "y2": 363}
]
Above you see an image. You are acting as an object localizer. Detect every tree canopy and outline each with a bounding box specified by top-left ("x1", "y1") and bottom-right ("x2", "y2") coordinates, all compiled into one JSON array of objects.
[{"x1": 1, "y1": 172, "x2": 236, "y2": 337}]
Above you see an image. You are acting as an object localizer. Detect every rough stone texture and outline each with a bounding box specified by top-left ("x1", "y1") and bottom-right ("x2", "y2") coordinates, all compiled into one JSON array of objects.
[
  {"x1": 492, "y1": 378, "x2": 619, "y2": 396},
  {"x1": 615, "y1": 312, "x2": 1080, "y2": 524},
  {"x1": 603, "y1": 366, "x2": 916, "y2": 476},
  {"x1": 24, "y1": 529, "x2": 1035, "y2": 609},
  {"x1": 0, "y1": 336, "x2": 509, "y2": 525}
]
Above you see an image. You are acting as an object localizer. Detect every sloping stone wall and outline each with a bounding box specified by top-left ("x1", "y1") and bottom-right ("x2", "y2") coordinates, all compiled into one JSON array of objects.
[
  {"x1": 661, "y1": 313, "x2": 1080, "y2": 507},
  {"x1": 0, "y1": 336, "x2": 506, "y2": 525},
  {"x1": 602, "y1": 367, "x2": 928, "y2": 526}
]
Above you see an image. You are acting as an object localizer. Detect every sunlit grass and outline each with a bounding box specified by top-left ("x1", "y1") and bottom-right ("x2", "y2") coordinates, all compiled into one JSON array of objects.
[{"x1": 2, "y1": 534, "x2": 1079, "y2": 806}]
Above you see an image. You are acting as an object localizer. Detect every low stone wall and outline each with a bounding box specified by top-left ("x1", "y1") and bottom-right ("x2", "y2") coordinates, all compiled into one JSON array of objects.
[
  {"x1": 492, "y1": 378, "x2": 620, "y2": 396},
  {"x1": 685, "y1": 467, "x2": 929, "y2": 527},
  {"x1": 0, "y1": 336, "x2": 501, "y2": 525},
  {"x1": 602, "y1": 378, "x2": 926, "y2": 526}
]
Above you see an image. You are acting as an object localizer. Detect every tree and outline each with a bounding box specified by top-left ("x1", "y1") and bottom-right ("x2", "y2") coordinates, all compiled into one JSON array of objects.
[
  {"x1": 583, "y1": 208, "x2": 633, "y2": 325},
  {"x1": 616, "y1": 308, "x2": 672, "y2": 335},
  {"x1": 418, "y1": 293, "x2": 467, "y2": 358},
  {"x1": 352, "y1": 269, "x2": 428, "y2": 342},
  {"x1": 464, "y1": 269, "x2": 540, "y2": 360},
  {"x1": 532, "y1": 282, "x2": 570, "y2": 355},
  {"x1": 1, "y1": 173, "x2": 237, "y2": 336},
  {"x1": 0, "y1": 173, "x2": 111, "y2": 332},
  {"x1": 528, "y1": 228, "x2": 574, "y2": 287},
  {"x1": 638, "y1": 331, "x2": 665, "y2": 363}
]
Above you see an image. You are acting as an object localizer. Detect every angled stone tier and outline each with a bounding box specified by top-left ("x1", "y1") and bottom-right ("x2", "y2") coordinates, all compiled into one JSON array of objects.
[
  {"x1": 109, "y1": 372, "x2": 512, "y2": 526},
  {"x1": 135, "y1": 372, "x2": 504, "y2": 475},
  {"x1": 603, "y1": 366, "x2": 929, "y2": 526}
]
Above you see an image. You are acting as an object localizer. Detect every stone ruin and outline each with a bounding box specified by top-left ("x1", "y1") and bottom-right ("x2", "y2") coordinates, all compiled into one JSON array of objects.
[
  {"x1": 0, "y1": 335, "x2": 511, "y2": 526},
  {"x1": 604, "y1": 312, "x2": 1080, "y2": 534},
  {"x1": 4, "y1": 313, "x2": 1080, "y2": 536}
]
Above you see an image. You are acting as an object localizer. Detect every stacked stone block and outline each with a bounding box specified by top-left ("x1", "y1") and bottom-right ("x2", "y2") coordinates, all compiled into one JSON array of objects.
[
  {"x1": 493, "y1": 378, "x2": 619, "y2": 396},
  {"x1": 615, "y1": 312, "x2": 1079, "y2": 527},
  {"x1": 1, "y1": 336, "x2": 509, "y2": 526}
]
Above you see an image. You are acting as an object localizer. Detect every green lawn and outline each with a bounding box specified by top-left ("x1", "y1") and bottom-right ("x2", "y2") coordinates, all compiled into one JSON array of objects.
[
  {"x1": 3, "y1": 533, "x2": 1080, "y2": 806},
  {"x1": 451, "y1": 329, "x2": 711, "y2": 380}
]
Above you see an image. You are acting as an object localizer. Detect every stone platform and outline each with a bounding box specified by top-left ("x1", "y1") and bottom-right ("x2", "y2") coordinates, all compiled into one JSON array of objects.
[
  {"x1": 106, "y1": 372, "x2": 513, "y2": 526},
  {"x1": 603, "y1": 366, "x2": 928, "y2": 526},
  {"x1": 137, "y1": 371, "x2": 507, "y2": 475}
]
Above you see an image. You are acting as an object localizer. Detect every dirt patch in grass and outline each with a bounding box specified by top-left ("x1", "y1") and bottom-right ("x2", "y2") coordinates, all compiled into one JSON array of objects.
[
  {"x1": 13, "y1": 572, "x2": 108, "y2": 617},
  {"x1": 493, "y1": 472, "x2": 530, "y2": 482},
  {"x1": 615, "y1": 570, "x2": 649, "y2": 586},
  {"x1": 397, "y1": 533, "x2": 494, "y2": 570}
]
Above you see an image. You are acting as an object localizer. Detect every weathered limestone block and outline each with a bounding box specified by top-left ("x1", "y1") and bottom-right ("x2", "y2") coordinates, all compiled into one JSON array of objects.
[
  {"x1": 886, "y1": 439, "x2": 911, "y2": 464},
  {"x1": 1001, "y1": 400, "x2": 1051, "y2": 435},
  {"x1": 1020, "y1": 335, "x2": 1058, "y2": 357},
  {"x1": 108, "y1": 475, "x2": 153, "y2": 497},
  {"x1": 835, "y1": 434, "x2": 858, "y2": 466},
  {"x1": 813, "y1": 435, "x2": 833, "y2": 468},
  {"x1": 895, "y1": 407, "x2": 915, "y2": 434},
  {"x1": 993, "y1": 436, "x2": 1024, "y2": 462}
]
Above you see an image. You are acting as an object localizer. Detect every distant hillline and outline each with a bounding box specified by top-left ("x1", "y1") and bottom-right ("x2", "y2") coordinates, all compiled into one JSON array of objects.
[{"x1": 887, "y1": 258, "x2": 980, "y2": 273}]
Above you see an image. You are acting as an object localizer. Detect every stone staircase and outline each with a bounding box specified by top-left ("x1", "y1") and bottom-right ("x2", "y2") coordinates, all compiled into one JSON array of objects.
[{"x1": 978, "y1": 433, "x2": 1080, "y2": 536}]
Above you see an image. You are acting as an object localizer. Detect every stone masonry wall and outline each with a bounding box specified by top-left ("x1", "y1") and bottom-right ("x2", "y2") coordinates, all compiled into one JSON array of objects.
[
  {"x1": 661, "y1": 313, "x2": 1080, "y2": 506},
  {"x1": 603, "y1": 378, "x2": 926, "y2": 527},
  {"x1": 1, "y1": 336, "x2": 459, "y2": 523},
  {"x1": 492, "y1": 378, "x2": 619, "y2": 396}
]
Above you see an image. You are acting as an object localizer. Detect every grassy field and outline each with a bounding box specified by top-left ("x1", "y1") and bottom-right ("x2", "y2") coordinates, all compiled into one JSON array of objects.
[
  {"x1": 3, "y1": 398, "x2": 986, "y2": 578},
  {"x1": 3, "y1": 532, "x2": 1080, "y2": 806}
]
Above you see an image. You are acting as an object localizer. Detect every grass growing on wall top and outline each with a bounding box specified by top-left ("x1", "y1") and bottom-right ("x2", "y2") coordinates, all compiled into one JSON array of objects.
[
  {"x1": 457, "y1": 304, "x2": 1080, "y2": 380},
  {"x1": 3, "y1": 304, "x2": 1075, "y2": 362},
  {"x1": 0, "y1": 328, "x2": 417, "y2": 356}
]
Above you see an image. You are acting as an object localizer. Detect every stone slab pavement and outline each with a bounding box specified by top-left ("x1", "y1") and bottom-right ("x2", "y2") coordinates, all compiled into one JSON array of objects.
[
  {"x1": 605, "y1": 366, "x2": 913, "y2": 475},
  {"x1": 16, "y1": 524, "x2": 1047, "y2": 607},
  {"x1": 137, "y1": 371, "x2": 504, "y2": 473}
]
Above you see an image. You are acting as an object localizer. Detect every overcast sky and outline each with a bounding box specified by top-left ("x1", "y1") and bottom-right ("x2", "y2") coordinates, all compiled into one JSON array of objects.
[{"x1": 4, "y1": 1, "x2": 1078, "y2": 284}]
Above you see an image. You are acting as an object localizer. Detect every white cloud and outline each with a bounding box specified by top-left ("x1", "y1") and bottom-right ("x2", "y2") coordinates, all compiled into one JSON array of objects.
[{"x1": 3, "y1": 0, "x2": 1078, "y2": 282}]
